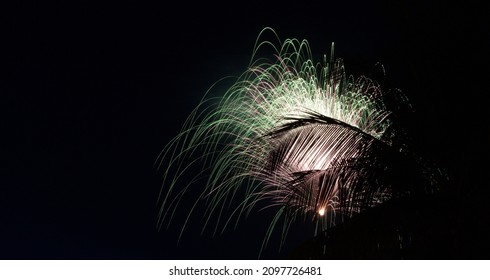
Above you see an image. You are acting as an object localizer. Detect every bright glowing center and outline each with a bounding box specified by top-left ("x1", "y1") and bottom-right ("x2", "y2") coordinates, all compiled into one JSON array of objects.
[{"x1": 318, "y1": 208, "x2": 325, "y2": 216}]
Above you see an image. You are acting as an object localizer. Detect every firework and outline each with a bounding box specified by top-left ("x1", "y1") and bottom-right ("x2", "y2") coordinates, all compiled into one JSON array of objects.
[{"x1": 156, "y1": 28, "x2": 441, "y2": 255}]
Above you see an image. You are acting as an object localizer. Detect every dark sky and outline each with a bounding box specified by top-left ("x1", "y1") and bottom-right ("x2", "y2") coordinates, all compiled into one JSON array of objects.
[{"x1": 2, "y1": 0, "x2": 488, "y2": 259}]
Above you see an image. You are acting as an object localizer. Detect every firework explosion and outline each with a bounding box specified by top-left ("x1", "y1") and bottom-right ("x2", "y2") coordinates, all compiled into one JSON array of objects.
[{"x1": 156, "y1": 28, "x2": 441, "y2": 254}]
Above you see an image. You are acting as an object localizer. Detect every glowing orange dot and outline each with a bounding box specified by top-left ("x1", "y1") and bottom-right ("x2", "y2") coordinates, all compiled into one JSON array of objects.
[{"x1": 318, "y1": 208, "x2": 325, "y2": 216}]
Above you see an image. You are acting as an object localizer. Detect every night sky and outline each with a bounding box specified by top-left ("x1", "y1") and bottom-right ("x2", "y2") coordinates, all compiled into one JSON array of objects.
[{"x1": 2, "y1": 1, "x2": 489, "y2": 259}]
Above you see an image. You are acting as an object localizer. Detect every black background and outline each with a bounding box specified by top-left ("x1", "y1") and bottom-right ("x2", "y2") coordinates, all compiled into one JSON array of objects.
[{"x1": 2, "y1": 0, "x2": 489, "y2": 259}]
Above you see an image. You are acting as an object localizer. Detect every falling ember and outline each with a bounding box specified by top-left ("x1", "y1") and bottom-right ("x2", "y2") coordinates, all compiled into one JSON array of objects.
[{"x1": 318, "y1": 208, "x2": 326, "y2": 216}]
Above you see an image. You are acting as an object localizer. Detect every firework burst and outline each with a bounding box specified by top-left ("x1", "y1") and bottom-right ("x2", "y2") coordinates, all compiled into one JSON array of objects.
[{"x1": 156, "y1": 28, "x2": 441, "y2": 255}]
